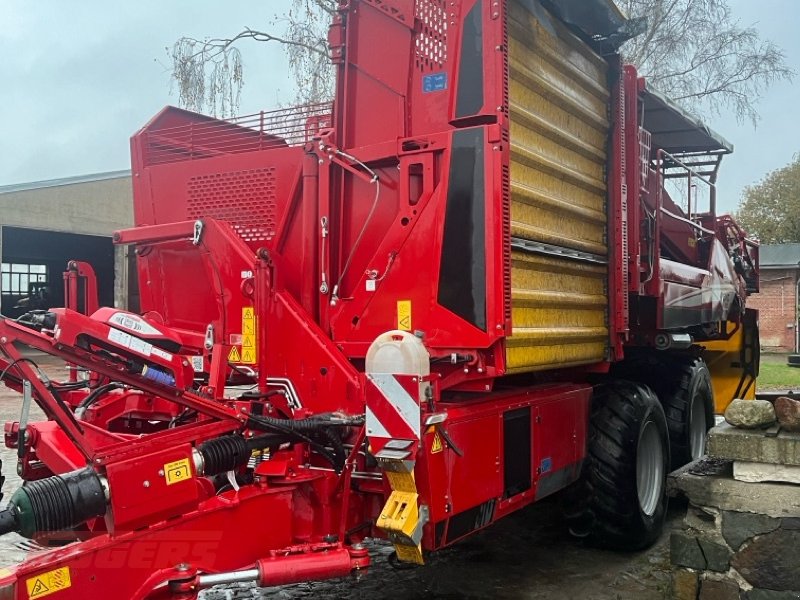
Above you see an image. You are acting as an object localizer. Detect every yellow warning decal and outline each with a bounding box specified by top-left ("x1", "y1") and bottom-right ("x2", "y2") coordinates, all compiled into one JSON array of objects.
[
  {"x1": 164, "y1": 458, "x2": 192, "y2": 485},
  {"x1": 397, "y1": 300, "x2": 412, "y2": 331},
  {"x1": 227, "y1": 346, "x2": 241, "y2": 362},
  {"x1": 26, "y1": 567, "x2": 71, "y2": 599},
  {"x1": 431, "y1": 432, "x2": 443, "y2": 454},
  {"x1": 241, "y1": 307, "x2": 257, "y2": 364}
]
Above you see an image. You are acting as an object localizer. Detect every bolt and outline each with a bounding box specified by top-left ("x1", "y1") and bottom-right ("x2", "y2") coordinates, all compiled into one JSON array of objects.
[
  {"x1": 463, "y1": 367, "x2": 469, "y2": 374},
  {"x1": 176, "y1": 563, "x2": 189, "y2": 572},
  {"x1": 0, "y1": 337, "x2": 5, "y2": 344},
  {"x1": 182, "y1": 359, "x2": 189, "y2": 367},
  {"x1": 158, "y1": 469, "x2": 165, "y2": 476},
  {"x1": 143, "y1": 480, "x2": 151, "y2": 488}
]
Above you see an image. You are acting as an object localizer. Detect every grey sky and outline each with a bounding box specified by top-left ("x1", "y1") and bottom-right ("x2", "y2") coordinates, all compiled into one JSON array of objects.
[{"x1": 1, "y1": 0, "x2": 798, "y2": 215}]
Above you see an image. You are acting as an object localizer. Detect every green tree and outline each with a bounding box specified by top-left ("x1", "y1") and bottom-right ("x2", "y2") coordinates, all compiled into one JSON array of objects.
[
  {"x1": 170, "y1": 0, "x2": 791, "y2": 119},
  {"x1": 736, "y1": 155, "x2": 800, "y2": 243}
]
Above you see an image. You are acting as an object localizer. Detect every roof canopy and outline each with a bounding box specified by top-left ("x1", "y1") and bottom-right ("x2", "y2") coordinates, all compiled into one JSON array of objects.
[
  {"x1": 545, "y1": 0, "x2": 627, "y2": 37},
  {"x1": 640, "y1": 83, "x2": 733, "y2": 156}
]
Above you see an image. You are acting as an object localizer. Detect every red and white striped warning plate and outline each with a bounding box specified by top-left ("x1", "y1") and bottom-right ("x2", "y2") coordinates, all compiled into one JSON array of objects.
[{"x1": 366, "y1": 373, "x2": 422, "y2": 459}]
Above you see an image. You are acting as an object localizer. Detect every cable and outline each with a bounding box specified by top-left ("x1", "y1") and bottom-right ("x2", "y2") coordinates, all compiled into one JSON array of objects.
[
  {"x1": 243, "y1": 411, "x2": 344, "y2": 472},
  {"x1": 74, "y1": 383, "x2": 122, "y2": 419},
  {"x1": 330, "y1": 149, "x2": 381, "y2": 306},
  {"x1": 0, "y1": 358, "x2": 45, "y2": 386}
]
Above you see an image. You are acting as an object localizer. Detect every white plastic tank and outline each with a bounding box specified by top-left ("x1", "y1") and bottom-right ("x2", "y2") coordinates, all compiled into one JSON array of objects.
[{"x1": 365, "y1": 330, "x2": 430, "y2": 376}]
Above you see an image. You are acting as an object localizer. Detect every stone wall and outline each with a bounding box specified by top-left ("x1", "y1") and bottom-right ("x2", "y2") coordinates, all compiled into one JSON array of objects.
[
  {"x1": 671, "y1": 505, "x2": 800, "y2": 599},
  {"x1": 669, "y1": 457, "x2": 800, "y2": 600}
]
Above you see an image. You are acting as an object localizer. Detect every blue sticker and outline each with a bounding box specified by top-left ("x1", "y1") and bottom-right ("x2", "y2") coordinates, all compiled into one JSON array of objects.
[
  {"x1": 540, "y1": 457, "x2": 553, "y2": 475},
  {"x1": 423, "y1": 72, "x2": 448, "y2": 93}
]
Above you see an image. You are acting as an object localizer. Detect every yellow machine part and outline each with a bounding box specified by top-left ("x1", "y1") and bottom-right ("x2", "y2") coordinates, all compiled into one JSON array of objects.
[
  {"x1": 506, "y1": 0, "x2": 611, "y2": 374},
  {"x1": 376, "y1": 469, "x2": 424, "y2": 565},
  {"x1": 702, "y1": 317, "x2": 759, "y2": 413}
]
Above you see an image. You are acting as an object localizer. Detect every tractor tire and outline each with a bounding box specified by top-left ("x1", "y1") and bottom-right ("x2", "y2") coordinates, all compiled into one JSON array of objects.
[
  {"x1": 652, "y1": 357, "x2": 714, "y2": 470},
  {"x1": 564, "y1": 381, "x2": 669, "y2": 551}
]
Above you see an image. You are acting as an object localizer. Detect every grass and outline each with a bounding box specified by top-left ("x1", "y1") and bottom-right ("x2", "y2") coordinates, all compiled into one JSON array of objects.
[{"x1": 757, "y1": 353, "x2": 800, "y2": 390}]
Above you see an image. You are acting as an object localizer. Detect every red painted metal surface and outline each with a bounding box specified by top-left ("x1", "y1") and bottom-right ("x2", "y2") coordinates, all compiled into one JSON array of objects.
[{"x1": 0, "y1": 1, "x2": 760, "y2": 597}]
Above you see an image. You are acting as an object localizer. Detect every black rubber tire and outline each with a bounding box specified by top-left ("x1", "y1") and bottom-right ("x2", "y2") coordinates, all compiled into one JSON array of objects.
[
  {"x1": 651, "y1": 357, "x2": 713, "y2": 470},
  {"x1": 788, "y1": 354, "x2": 800, "y2": 366},
  {"x1": 564, "y1": 381, "x2": 670, "y2": 551}
]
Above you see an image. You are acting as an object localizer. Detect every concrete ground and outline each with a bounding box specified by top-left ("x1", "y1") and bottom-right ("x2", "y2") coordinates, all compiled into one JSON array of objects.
[{"x1": 0, "y1": 352, "x2": 678, "y2": 599}]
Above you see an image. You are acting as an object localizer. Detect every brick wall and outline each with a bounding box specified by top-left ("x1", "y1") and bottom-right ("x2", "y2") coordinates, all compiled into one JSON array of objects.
[{"x1": 748, "y1": 268, "x2": 799, "y2": 352}]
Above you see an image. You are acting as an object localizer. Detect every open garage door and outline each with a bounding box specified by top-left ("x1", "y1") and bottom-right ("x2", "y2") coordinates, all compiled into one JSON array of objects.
[{"x1": 0, "y1": 227, "x2": 114, "y2": 319}]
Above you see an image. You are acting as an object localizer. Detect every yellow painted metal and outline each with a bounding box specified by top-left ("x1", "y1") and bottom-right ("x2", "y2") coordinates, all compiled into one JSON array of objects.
[
  {"x1": 506, "y1": 0, "x2": 610, "y2": 373},
  {"x1": 703, "y1": 323, "x2": 757, "y2": 413},
  {"x1": 377, "y1": 469, "x2": 424, "y2": 564}
]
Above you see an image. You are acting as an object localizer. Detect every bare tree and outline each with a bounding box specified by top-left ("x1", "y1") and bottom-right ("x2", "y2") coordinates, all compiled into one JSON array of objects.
[
  {"x1": 169, "y1": 0, "x2": 335, "y2": 117},
  {"x1": 619, "y1": 0, "x2": 792, "y2": 123},
  {"x1": 170, "y1": 0, "x2": 791, "y2": 122}
]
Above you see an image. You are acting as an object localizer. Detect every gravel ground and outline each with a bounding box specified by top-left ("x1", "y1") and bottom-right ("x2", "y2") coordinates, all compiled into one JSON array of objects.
[{"x1": 0, "y1": 351, "x2": 677, "y2": 599}]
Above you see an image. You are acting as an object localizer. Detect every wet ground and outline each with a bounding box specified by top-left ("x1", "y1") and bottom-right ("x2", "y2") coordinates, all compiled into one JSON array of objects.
[
  {"x1": 0, "y1": 352, "x2": 677, "y2": 599},
  {"x1": 201, "y1": 501, "x2": 679, "y2": 600}
]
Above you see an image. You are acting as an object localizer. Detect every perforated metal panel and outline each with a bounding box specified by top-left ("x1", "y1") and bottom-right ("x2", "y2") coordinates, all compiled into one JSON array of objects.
[
  {"x1": 187, "y1": 168, "x2": 277, "y2": 243},
  {"x1": 415, "y1": 0, "x2": 448, "y2": 71},
  {"x1": 506, "y1": 0, "x2": 610, "y2": 373}
]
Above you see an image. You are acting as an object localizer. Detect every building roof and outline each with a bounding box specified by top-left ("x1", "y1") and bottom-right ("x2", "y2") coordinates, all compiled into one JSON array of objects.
[
  {"x1": 760, "y1": 243, "x2": 800, "y2": 269},
  {"x1": 0, "y1": 169, "x2": 131, "y2": 195}
]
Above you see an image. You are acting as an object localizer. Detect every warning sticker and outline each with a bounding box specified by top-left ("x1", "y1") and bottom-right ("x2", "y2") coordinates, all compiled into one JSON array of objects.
[
  {"x1": 431, "y1": 432, "x2": 443, "y2": 454},
  {"x1": 26, "y1": 567, "x2": 71, "y2": 599},
  {"x1": 227, "y1": 346, "x2": 241, "y2": 362},
  {"x1": 164, "y1": 458, "x2": 192, "y2": 485},
  {"x1": 397, "y1": 300, "x2": 412, "y2": 331},
  {"x1": 241, "y1": 307, "x2": 257, "y2": 364}
]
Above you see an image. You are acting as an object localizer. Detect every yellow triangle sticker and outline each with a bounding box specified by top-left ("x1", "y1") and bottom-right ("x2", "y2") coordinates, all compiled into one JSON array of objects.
[
  {"x1": 228, "y1": 346, "x2": 241, "y2": 362},
  {"x1": 431, "y1": 432, "x2": 443, "y2": 454},
  {"x1": 241, "y1": 347, "x2": 256, "y2": 364}
]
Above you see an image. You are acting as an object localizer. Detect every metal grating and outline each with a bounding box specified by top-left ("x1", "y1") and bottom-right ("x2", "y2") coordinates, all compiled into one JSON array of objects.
[
  {"x1": 639, "y1": 127, "x2": 652, "y2": 192},
  {"x1": 502, "y1": 164, "x2": 512, "y2": 323},
  {"x1": 187, "y1": 168, "x2": 277, "y2": 243},
  {"x1": 415, "y1": 0, "x2": 448, "y2": 71},
  {"x1": 143, "y1": 103, "x2": 332, "y2": 167}
]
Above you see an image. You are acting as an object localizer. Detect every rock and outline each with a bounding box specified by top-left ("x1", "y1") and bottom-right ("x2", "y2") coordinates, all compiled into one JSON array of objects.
[
  {"x1": 699, "y1": 579, "x2": 741, "y2": 600},
  {"x1": 782, "y1": 518, "x2": 800, "y2": 530},
  {"x1": 724, "y1": 399, "x2": 776, "y2": 429},
  {"x1": 731, "y1": 529, "x2": 800, "y2": 590},
  {"x1": 707, "y1": 424, "x2": 800, "y2": 466},
  {"x1": 669, "y1": 458, "x2": 800, "y2": 518},
  {"x1": 734, "y1": 461, "x2": 800, "y2": 484},
  {"x1": 746, "y1": 590, "x2": 800, "y2": 600},
  {"x1": 671, "y1": 532, "x2": 707, "y2": 570},
  {"x1": 673, "y1": 568, "x2": 700, "y2": 600},
  {"x1": 775, "y1": 397, "x2": 800, "y2": 432},
  {"x1": 722, "y1": 511, "x2": 780, "y2": 551},
  {"x1": 699, "y1": 538, "x2": 732, "y2": 572}
]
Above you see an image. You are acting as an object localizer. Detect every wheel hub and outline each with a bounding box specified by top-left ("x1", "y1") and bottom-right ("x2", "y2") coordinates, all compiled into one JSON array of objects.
[{"x1": 636, "y1": 421, "x2": 664, "y2": 517}]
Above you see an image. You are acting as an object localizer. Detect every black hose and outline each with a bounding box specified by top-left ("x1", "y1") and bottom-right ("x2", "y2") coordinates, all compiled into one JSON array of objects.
[
  {"x1": 74, "y1": 383, "x2": 122, "y2": 418},
  {"x1": 244, "y1": 412, "x2": 342, "y2": 472}
]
